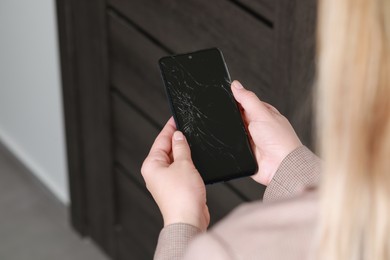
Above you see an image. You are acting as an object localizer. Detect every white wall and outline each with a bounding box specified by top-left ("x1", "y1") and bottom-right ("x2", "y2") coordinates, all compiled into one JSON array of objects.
[{"x1": 0, "y1": 0, "x2": 69, "y2": 203}]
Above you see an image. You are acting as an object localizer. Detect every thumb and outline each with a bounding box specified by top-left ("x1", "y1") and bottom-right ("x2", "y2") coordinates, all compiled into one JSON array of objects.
[
  {"x1": 231, "y1": 80, "x2": 269, "y2": 121},
  {"x1": 172, "y1": 131, "x2": 192, "y2": 162}
]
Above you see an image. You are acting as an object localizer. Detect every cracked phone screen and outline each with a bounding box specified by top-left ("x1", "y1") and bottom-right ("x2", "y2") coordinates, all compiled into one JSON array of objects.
[{"x1": 159, "y1": 48, "x2": 257, "y2": 184}]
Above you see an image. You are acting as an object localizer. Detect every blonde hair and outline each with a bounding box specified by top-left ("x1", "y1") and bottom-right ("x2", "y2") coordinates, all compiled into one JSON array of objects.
[{"x1": 316, "y1": 0, "x2": 390, "y2": 259}]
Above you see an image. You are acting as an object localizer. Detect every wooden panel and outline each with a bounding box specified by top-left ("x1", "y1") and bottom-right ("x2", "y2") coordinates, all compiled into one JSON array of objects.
[
  {"x1": 228, "y1": 177, "x2": 265, "y2": 201},
  {"x1": 206, "y1": 184, "x2": 243, "y2": 224},
  {"x1": 108, "y1": 11, "x2": 170, "y2": 127},
  {"x1": 108, "y1": 0, "x2": 316, "y2": 145},
  {"x1": 112, "y1": 92, "x2": 158, "y2": 186},
  {"x1": 108, "y1": 0, "x2": 280, "y2": 107},
  {"x1": 115, "y1": 168, "x2": 161, "y2": 259},
  {"x1": 234, "y1": 0, "x2": 275, "y2": 24},
  {"x1": 286, "y1": 0, "x2": 317, "y2": 148},
  {"x1": 273, "y1": 0, "x2": 317, "y2": 147},
  {"x1": 56, "y1": 0, "x2": 87, "y2": 235},
  {"x1": 116, "y1": 230, "x2": 152, "y2": 260},
  {"x1": 59, "y1": 0, "x2": 115, "y2": 256}
]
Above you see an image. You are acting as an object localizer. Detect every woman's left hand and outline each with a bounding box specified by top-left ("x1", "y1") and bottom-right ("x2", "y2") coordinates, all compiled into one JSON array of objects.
[{"x1": 141, "y1": 117, "x2": 210, "y2": 231}]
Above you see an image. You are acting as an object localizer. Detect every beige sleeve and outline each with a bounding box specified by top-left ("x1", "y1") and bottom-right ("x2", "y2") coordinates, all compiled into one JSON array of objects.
[
  {"x1": 182, "y1": 233, "x2": 233, "y2": 260},
  {"x1": 154, "y1": 223, "x2": 201, "y2": 260},
  {"x1": 154, "y1": 146, "x2": 320, "y2": 259},
  {"x1": 263, "y1": 146, "x2": 321, "y2": 202}
]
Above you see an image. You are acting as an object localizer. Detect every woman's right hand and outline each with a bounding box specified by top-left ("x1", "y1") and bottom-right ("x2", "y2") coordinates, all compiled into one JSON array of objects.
[{"x1": 231, "y1": 80, "x2": 302, "y2": 186}]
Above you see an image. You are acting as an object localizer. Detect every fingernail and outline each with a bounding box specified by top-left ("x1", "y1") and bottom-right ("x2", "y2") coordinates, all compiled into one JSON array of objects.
[
  {"x1": 233, "y1": 81, "x2": 244, "y2": 89},
  {"x1": 174, "y1": 131, "x2": 184, "y2": 141}
]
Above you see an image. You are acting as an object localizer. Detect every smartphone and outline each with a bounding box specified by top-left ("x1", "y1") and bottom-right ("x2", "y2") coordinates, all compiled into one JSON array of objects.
[{"x1": 158, "y1": 48, "x2": 257, "y2": 184}]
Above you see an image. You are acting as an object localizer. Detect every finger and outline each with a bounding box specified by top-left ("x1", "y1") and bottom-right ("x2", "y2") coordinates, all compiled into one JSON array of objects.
[
  {"x1": 262, "y1": 101, "x2": 280, "y2": 115},
  {"x1": 231, "y1": 80, "x2": 270, "y2": 121},
  {"x1": 146, "y1": 117, "x2": 176, "y2": 167},
  {"x1": 172, "y1": 131, "x2": 192, "y2": 162}
]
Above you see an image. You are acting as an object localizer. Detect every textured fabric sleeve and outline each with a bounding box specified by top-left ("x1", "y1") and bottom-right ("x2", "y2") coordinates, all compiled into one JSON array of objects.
[
  {"x1": 154, "y1": 223, "x2": 202, "y2": 260},
  {"x1": 263, "y1": 146, "x2": 321, "y2": 202},
  {"x1": 182, "y1": 232, "x2": 233, "y2": 260}
]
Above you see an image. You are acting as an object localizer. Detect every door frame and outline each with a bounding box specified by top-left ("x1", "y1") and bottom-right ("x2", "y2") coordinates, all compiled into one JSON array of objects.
[{"x1": 56, "y1": 0, "x2": 115, "y2": 256}]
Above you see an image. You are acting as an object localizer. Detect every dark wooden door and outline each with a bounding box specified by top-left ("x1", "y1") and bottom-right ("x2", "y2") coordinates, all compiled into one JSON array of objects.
[{"x1": 57, "y1": 0, "x2": 316, "y2": 259}]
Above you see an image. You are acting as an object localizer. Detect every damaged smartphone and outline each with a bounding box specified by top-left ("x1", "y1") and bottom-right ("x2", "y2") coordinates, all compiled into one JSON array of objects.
[{"x1": 158, "y1": 48, "x2": 257, "y2": 184}]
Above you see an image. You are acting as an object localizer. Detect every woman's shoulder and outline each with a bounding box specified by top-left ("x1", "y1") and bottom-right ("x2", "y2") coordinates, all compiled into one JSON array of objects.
[{"x1": 184, "y1": 190, "x2": 318, "y2": 260}]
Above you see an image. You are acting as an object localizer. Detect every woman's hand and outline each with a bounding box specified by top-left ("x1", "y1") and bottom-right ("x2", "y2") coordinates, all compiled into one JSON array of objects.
[
  {"x1": 141, "y1": 118, "x2": 210, "y2": 231},
  {"x1": 231, "y1": 80, "x2": 302, "y2": 186}
]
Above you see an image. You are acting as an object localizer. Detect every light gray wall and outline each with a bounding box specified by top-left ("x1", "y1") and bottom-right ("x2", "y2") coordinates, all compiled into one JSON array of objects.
[{"x1": 0, "y1": 0, "x2": 69, "y2": 203}]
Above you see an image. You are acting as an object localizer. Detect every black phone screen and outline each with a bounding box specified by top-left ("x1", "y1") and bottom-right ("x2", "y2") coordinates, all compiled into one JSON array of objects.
[{"x1": 159, "y1": 48, "x2": 257, "y2": 184}]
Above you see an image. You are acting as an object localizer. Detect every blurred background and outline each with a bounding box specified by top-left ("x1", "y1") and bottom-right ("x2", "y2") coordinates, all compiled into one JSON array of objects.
[
  {"x1": 0, "y1": 0, "x2": 316, "y2": 259},
  {"x1": 0, "y1": 0, "x2": 106, "y2": 259}
]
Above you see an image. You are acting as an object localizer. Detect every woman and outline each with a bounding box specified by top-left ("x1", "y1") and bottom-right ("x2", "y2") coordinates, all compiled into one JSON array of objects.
[{"x1": 141, "y1": 0, "x2": 390, "y2": 258}]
